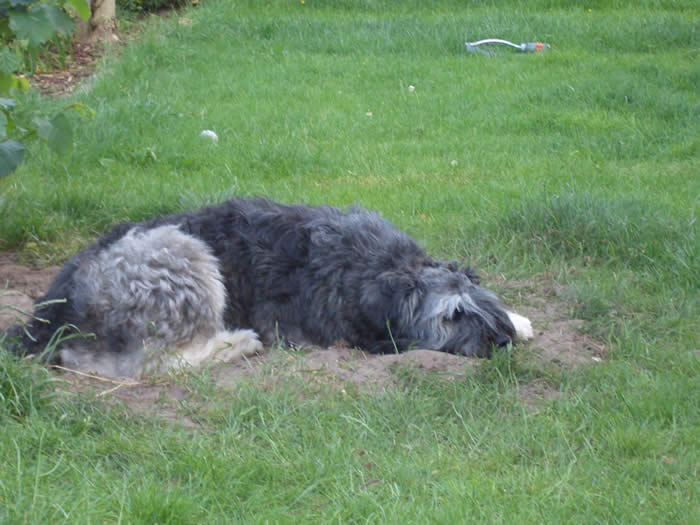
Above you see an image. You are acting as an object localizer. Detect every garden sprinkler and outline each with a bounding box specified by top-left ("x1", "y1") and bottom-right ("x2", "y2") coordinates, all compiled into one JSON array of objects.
[{"x1": 465, "y1": 38, "x2": 551, "y2": 55}]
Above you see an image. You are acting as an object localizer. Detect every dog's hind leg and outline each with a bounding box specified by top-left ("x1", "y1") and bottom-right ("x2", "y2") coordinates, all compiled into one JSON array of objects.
[
  {"x1": 68, "y1": 224, "x2": 262, "y2": 378},
  {"x1": 171, "y1": 329, "x2": 263, "y2": 370}
]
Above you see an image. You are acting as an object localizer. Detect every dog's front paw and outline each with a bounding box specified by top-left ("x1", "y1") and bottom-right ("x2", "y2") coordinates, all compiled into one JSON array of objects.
[{"x1": 506, "y1": 311, "x2": 534, "y2": 340}]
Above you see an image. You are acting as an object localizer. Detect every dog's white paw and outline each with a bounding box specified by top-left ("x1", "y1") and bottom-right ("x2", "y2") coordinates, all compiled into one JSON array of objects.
[{"x1": 507, "y1": 311, "x2": 534, "y2": 340}]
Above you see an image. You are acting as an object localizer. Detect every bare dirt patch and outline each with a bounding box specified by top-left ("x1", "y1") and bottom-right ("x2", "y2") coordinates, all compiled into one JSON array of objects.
[
  {"x1": 27, "y1": 42, "x2": 105, "y2": 98},
  {"x1": 59, "y1": 370, "x2": 201, "y2": 428},
  {"x1": 501, "y1": 277, "x2": 607, "y2": 367},
  {"x1": 1, "y1": 254, "x2": 605, "y2": 421},
  {"x1": 0, "y1": 254, "x2": 61, "y2": 329},
  {"x1": 216, "y1": 346, "x2": 474, "y2": 393}
]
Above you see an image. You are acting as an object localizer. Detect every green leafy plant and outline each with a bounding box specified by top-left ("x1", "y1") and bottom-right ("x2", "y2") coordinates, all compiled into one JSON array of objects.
[
  {"x1": 0, "y1": 0, "x2": 91, "y2": 177},
  {"x1": 0, "y1": 0, "x2": 90, "y2": 62},
  {"x1": 0, "y1": 97, "x2": 26, "y2": 177}
]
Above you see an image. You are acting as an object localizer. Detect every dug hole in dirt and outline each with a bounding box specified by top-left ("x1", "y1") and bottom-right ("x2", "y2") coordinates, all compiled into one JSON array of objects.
[{"x1": 1, "y1": 253, "x2": 607, "y2": 424}]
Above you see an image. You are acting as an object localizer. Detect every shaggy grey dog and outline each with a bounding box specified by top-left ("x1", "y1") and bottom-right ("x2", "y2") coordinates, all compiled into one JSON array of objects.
[{"x1": 3, "y1": 198, "x2": 532, "y2": 377}]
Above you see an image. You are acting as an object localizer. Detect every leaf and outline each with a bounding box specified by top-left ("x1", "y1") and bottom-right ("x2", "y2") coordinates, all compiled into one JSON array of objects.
[
  {"x1": 0, "y1": 111, "x2": 7, "y2": 140},
  {"x1": 0, "y1": 48, "x2": 22, "y2": 75},
  {"x1": 65, "y1": 0, "x2": 90, "y2": 21},
  {"x1": 0, "y1": 19, "x2": 11, "y2": 42},
  {"x1": 0, "y1": 100, "x2": 16, "y2": 137},
  {"x1": 8, "y1": 8, "x2": 55, "y2": 47},
  {"x1": 0, "y1": 97, "x2": 17, "y2": 111},
  {"x1": 0, "y1": 99, "x2": 17, "y2": 139},
  {"x1": 0, "y1": 139, "x2": 25, "y2": 177},
  {"x1": 38, "y1": 5, "x2": 74, "y2": 37},
  {"x1": 0, "y1": 71, "x2": 13, "y2": 94},
  {"x1": 35, "y1": 113, "x2": 73, "y2": 155}
]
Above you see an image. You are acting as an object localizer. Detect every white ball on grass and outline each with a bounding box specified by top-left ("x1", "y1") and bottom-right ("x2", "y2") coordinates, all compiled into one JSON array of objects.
[{"x1": 200, "y1": 130, "x2": 219, "y2": 142}]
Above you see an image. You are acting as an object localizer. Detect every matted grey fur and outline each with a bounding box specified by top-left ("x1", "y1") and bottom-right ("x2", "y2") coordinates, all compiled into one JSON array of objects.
[{"x1": 3, "y1": 197, "x2": 532, "y2": 377}]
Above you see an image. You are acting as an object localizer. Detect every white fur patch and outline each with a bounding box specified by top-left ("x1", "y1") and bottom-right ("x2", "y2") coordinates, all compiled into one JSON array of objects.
[
  {"x1": 507, "y1": 311, "x2": 534, "y2": 340},
  {"x1": 175, "y1": 329, "x2": 263, "y2": 369}
]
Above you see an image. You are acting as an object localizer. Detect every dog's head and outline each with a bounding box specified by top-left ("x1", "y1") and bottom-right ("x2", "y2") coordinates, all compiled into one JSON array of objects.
[{"x1": 392, "y1": 264, "x2": 516, "y2": 357}]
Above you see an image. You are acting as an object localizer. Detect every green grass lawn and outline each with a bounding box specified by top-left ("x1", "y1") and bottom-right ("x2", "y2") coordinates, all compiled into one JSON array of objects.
[{"x1": 1, "y1": 0, "x2": 698, "y2": 522}]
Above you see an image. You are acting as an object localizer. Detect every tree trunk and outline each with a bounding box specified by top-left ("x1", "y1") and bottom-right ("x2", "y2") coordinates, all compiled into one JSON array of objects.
[{"x1": 78, "y1": 0, "x2": 118, "y2": 43}]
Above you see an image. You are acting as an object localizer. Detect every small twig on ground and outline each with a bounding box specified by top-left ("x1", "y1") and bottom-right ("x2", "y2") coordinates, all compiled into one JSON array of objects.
[
  {"x1": 96, "y1": 383, "x2": 129, "y2": 397},
  {"x1": 48, "y1": 364, "x2": 140, "y2": 387}
]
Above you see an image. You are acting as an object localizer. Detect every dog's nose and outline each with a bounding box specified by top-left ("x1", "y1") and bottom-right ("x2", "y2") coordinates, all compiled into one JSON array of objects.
[{"x1": 494, "y1": 335, "x2": 512, "y2": 348}]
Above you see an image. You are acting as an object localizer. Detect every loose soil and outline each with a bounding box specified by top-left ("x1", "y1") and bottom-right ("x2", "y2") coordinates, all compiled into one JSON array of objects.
[
  {"x1": 1, "y1": 253, "x2": 606, "y2": 423},
  {"x1": 28, "y1": 42, "x2": 105, "y2": 98}
]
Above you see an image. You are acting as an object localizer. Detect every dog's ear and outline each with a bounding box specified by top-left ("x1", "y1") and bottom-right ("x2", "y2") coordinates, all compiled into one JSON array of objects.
[
  {"x1": 445, "y1": 261, "x2": 481, "y2": 285},
  {"x1": 461, "y1": 266, "x2": 480, "y2": 285},
  {"x1": 381, "y1": 270, "x2": 417, "y2": 292},
  {"x1": 359, "y1": 271, "x2": 421, "y2": 333}
]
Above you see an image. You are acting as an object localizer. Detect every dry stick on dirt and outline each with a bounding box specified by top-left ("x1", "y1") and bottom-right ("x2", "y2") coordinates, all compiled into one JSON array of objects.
[{"x1": 48, "y1": 364, "x2": 141, "y2": 396}]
